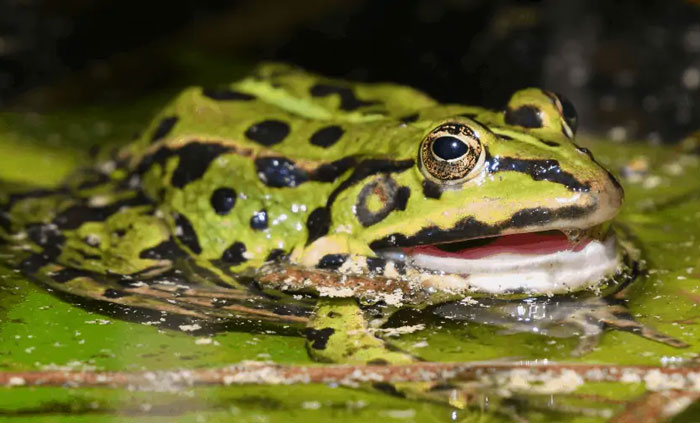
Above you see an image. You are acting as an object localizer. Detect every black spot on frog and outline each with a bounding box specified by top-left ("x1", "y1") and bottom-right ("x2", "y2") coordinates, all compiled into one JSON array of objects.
[
  {"x1": 304, "y1": 327, "x2": 335, "y2": 350},
  {"x1": 245, "y1": 120, "x2": 290, "y2": 146},
  {"x1": 310, "y1": 125, "x2": 345, "y2": 148}
]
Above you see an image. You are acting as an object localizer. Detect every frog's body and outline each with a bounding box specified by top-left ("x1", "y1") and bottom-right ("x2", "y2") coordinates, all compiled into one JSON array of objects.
[{"x1": 0, "y1": 64, "x2": 687, "y2": 371}]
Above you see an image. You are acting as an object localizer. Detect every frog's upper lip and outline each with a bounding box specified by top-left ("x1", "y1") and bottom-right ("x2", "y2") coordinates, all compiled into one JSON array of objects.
[
  {"x1": 369, "y1": 204, "x2": 608, "y2": 251},
  {"x1": 374, "y1": 227, "x2": 602, "y2": 263},
  {"x1": 402, "y1": 230, "x2": 592, "y2": 260}
]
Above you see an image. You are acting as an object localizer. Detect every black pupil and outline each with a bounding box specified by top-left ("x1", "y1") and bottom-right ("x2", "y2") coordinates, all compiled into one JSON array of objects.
[
  {"x1": 210, "y1": 187, "x2": 236, "y2": 215},
  {"x1": 432, "y1": 136, "x2": 468, "y2": 160}
]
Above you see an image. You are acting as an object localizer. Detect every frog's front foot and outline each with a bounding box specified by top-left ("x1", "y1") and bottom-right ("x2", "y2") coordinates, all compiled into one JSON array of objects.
[
  {"x1": 590, "y1": 300, "x2": 689, "y2": 351},
  {"x1": 564, "y1": 297, "x2": 688, "y2": 355},
  {"x1": 432, "y1": 295, "x2": 688, "y2": 356},
  {"x1": 305, "y1": 298, "x2": 415, "y2": 364}
]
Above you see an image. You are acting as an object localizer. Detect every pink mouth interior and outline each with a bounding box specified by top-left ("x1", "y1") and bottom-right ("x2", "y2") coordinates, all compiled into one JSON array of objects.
[{"x1": 403, "y1": 231, "x2": 591, "y2": 260}]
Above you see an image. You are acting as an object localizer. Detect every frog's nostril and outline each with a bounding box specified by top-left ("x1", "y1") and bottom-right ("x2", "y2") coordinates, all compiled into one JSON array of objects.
[{"x1": 577, "y1": 147, "x2": 592, "y2": 157}]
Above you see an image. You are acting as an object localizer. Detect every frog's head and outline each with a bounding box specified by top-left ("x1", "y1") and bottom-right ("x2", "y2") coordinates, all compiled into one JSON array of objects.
[{"x1": 301, "y1": 88, "x2": 624, "y2": 297}]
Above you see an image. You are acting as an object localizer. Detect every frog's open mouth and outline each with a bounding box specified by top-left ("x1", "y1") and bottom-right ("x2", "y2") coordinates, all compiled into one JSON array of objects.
[{"x1": 376, "y1": 227, "x2": 620, "y2": 295}]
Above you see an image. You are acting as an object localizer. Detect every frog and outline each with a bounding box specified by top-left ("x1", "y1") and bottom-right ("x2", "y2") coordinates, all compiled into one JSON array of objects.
[{"x1": 0, "y1": 63, "x2": 688, "y2": 380}]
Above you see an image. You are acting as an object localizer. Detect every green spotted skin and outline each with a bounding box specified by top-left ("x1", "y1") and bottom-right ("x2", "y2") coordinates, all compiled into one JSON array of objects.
[{"x1": 4, "y1": 62, "x2": 678, "y2": 370}]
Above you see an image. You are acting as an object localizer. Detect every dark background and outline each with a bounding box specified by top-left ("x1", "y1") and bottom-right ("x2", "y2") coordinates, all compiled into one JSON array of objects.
[{"x1": 1, "y1": 0, "x2": 698, "y2": 142}]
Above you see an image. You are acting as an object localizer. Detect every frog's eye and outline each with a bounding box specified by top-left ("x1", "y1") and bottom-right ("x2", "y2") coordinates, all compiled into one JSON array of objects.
[
  {"x1": 420, "y1": 122, "x2": 485, "y2": 184},
  {"x1": 553, "y1": 92, "x2": 578, "y2": 136},
  {"x1": 505, "y1": 88, "x2": 578, "y2": 139}
]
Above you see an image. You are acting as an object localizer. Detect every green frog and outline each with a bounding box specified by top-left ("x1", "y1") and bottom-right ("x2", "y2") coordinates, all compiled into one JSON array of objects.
[{"x1": 0, "y1": 63, "x2": 687, "y2": 373}]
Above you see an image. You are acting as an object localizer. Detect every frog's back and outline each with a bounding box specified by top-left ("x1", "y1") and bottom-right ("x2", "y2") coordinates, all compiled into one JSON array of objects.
[{"x1": 122, "y1": 63, "x2": 482, "y2": 164}]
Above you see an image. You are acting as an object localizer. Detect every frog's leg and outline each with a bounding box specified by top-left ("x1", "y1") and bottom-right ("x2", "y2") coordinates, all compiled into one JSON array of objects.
[
  {"x1": 1, "y1": 186, "x2": 309, "y2": 329},
  {"x1": 305, "y1": 298, "x2": 478, "y2": 408}
]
